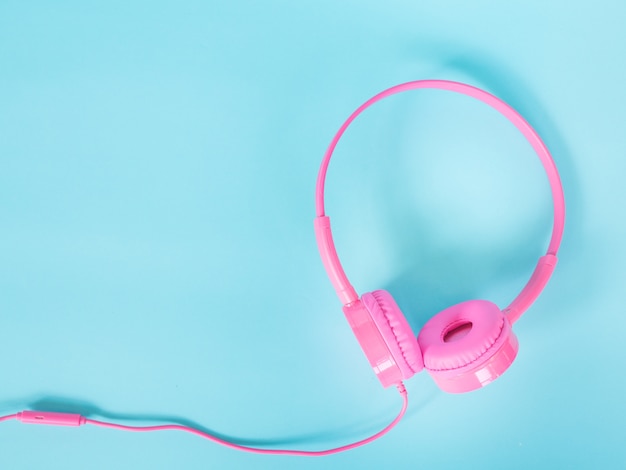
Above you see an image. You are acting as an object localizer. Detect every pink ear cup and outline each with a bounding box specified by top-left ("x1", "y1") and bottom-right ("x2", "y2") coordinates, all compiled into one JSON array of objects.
[
  {"x1": 361, "y1": 290, "x2": 424, "y2": 379},
  {"x1": 343, "y1": 299, "x2": 402, "y2": 388},
  {"x1": 417, "y1": 300, "x2": 519, "y2": 393}
]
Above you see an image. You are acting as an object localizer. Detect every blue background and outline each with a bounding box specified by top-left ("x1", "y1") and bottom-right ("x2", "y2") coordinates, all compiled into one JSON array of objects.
[{"x1": 1, "y1": 1, "x2": 624, "y2": 468}]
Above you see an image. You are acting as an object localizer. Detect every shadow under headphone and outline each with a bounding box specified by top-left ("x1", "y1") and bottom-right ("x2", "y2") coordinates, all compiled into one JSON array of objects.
[
  {"x1": 314, "y1": 80, "x2": 565, "y2": 394},
  {"x1": 0, "y1": 80, "x2": 565, "y2": 456}
]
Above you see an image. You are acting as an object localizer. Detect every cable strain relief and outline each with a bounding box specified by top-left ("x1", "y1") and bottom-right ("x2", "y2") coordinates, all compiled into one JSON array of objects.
[{"x1": 396, "y1": 382, "x2": 407, "y2": 395}]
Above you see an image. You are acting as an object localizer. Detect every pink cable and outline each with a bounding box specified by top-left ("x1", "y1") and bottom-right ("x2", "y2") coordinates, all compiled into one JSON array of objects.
[
  {"x1": 0, "y1": 413, "x2": 17, "y2": 423},
  {"x1": 0, "y1": 383, "x2": 408, "y2": 456}
]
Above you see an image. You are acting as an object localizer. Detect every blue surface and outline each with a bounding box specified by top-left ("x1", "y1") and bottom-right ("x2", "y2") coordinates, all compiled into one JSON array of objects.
[{"x1": 1, "y1": 1, "x2": 625, "y2": 468}]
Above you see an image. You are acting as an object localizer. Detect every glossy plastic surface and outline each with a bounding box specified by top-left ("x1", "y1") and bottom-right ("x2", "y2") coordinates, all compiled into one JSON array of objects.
[
  {"x1": 342, "y1": 300, "x2": 403, "y2": 388},
  {"x1": 503, "y1": 254, "x2": 558, "y2": 324},
  {"x1": 17, "y1": 411, "x2": 86, "y2": 427},
  {"x1": 417, "y1": 300, "x2": 518, "y2": 393},
  {"x1": 314, "y1": 216, "x2": 358, "y2": 305},
  {"x1": 429, "y1": 330, "x2": 519, "y2": 394}
]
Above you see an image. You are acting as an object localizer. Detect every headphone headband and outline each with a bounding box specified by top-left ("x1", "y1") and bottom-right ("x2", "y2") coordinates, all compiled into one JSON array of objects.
[{"x1": 314, "y1": 80, "x2": 565, "y2": 323}]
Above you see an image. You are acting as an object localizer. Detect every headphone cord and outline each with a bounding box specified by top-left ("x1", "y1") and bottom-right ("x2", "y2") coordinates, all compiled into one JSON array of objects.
[{"x1": 0, "y1": 382, "x2": 408, "y2": 456}]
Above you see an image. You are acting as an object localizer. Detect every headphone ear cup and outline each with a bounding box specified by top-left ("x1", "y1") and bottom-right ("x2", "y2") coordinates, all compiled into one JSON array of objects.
[
  {"x1": 362, "y1": 290, "x2": 424, "y2": 379},
  {"x1": 417, "y1": 300, "x2": 518, "y2": 393}
]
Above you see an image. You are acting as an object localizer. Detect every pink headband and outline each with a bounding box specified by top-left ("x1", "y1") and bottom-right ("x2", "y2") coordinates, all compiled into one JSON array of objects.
[{"x1": 315, "y1": 80, "x2": 565, "y2": 324}]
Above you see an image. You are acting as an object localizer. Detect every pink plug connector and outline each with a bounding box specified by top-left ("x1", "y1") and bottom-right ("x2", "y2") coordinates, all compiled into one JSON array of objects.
[{"x1": 17, "y1": 411, "x2": 86, "y2": 426}]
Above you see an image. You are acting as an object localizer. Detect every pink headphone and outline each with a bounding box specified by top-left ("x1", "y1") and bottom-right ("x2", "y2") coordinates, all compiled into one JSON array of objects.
[
  {"x1": 1, "y1": 80, "x2": 564, "y2": 456},
  {"x1": 315, "y1": 79, "x2": 565, "y2": 394}
]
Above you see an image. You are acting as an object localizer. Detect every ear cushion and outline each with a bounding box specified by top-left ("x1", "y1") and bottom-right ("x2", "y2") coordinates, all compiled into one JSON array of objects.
[
  {"x1": 417, "y1": 300, "x2": 507, "y2": 371},
  {"x1": 361, "y1": 290, "x2": 424, "y2": 378}
]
